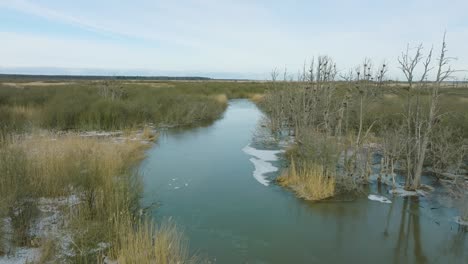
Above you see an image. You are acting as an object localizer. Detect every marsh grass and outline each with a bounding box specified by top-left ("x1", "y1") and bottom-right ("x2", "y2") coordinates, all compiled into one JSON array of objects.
[
  {"x1": 109, "y1": 216, "x2": 196, "y2": 264},
  {"x1": 0, "y1": 80, "x2": 234, "y2": 262},
  {"x1": 0, "y1": 132, "x2": 194, "y2": 262},
  {"x1": 142, "y1": 126, "x2": 158, "y2": 142},
  {"x1": 277, "y1": 159, "x2": 336, "y2": 201},
  {"x1": 0, "y1": 106, "x2": 31, "y2": 136},
  {"x1": 249, "y1": 93, "x2": 265, "y2": 103},
  {"x1": 211, "y1": 94, "x2": 228, "y2": 104},
  {"x1": 8, "y1": 133, "x2": 145, "y2": 198},
  {"x1": 0, "y1": 80, "x2": 269, "y2": 132},
  {"x1": 10, "y1": 201, "x2": 39, "y2": 247},
  {"x1": 37, "y1": 239, "x2": 57, "y2": 264}
]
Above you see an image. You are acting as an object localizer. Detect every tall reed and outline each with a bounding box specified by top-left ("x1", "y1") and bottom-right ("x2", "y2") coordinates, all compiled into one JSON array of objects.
[{"x1": 277, "y1": 159, "x2": 336, "y2": 201}]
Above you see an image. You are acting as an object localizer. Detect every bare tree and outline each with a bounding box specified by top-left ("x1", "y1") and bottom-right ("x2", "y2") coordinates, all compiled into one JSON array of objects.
[
  {"x1": 398, "y1": 33, "x2": 454, "y2": 190},
  {"x1": 270, "y1": 68, "x2": 280, "y2": 82},
  {"x1": 380, "y1": 125, "x2": 406, "y2": 187}
]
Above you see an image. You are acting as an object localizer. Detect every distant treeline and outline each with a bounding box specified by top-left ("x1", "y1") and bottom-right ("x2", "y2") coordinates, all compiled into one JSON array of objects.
[{"x1": 0, "y1": 74, "x2": 212, "y2": 81}]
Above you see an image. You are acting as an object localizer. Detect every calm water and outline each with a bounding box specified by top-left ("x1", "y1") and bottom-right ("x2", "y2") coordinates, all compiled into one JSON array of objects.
[{"x1": 141, "y1": 100, "x2": 467, "y2": 263}]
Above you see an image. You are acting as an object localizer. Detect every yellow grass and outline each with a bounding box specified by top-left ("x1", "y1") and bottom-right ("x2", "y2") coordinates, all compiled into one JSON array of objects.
[
  {"x1": 277, "y1": 160, "x2": 336, "y2": 201},
  {"x1": 10, "y1": 133, "x2": 195, "y2": 262},
  {"x1": 249, "y1": 93, "x2": 265, "y2": 103},
  {"x1": 142, "y1": 126, "x2": 158, "y2": 142},
  {"x1": 111, "y1": 216, "x2": 195, "y2": 264},
  {"x1": 0, "y1": 132, "x2": 180, "y2": 262},
  {"x1": 9, "y1": 132, "x2": 146, "y2": 198},
  {"x1": 211, "y1": 94, "x2": 228, "y2": 104}
]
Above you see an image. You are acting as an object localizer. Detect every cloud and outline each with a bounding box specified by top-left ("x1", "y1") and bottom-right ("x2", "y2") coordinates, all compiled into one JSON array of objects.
[{"x1": 1, "y1": 0, "x2": 467, "y2": 79}]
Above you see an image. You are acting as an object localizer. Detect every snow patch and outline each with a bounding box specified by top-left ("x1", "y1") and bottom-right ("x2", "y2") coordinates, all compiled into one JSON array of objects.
[
  {"x1": 243, "y1": 144, "x2": 283, "y2": 186},
  {"x1": 0, "y1": 247, "x2": 41, "y2": 264},
  {"x1": 249, "y1": 157, "x2": 279, "y2": 186},
  {"x1": 0, "y1": 195, "x2": 79, "y2": 263},
  {"x1": 81, "y1": 131, "x2": 122, "y2": 137},
  {"x1": 242, "y1": 145, "x2": 283, "y2": 161},
  {"x1": 368, "y1": 194, "x2": 392, "y2": 204}
]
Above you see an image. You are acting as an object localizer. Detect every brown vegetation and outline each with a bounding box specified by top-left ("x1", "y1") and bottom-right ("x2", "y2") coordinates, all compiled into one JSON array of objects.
[
  {"x1": 0, "y1": 130, "x2": 196, "y2": 262},
  {"x1": 277, "y1": 159, "x2": 335, "y2": 201}
]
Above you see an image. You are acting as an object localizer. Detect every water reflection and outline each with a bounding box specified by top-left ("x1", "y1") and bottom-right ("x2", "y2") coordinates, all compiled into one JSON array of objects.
[
  {"x1": 391, "y1": 197, "x2": 427, "y2": 264},
  {"x1": 443, "y1": 231, "x2": 467, "y2": 260}
]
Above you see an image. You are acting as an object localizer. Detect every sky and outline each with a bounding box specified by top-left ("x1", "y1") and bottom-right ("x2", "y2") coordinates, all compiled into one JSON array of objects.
[{"x1": 0, "y1": 0, "x2": 467, "y2": 80}]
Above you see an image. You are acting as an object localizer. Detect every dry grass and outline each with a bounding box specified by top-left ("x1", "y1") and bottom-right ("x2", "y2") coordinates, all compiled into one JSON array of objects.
[
  {"x1": 211, "y1": 94, "x2": 228, "y2": 104},
  {"x1": 142, "y1": 126, "x2": 158, "y2": 142},
  {"x1": 249, "y1": 93, "x2": 265, "y2": 103},
  {"x1": 277, "y1": 160, "x2": 336, "y2": 201},
  {"x1": 37, "y1": 239, "x2": 57, "y2": 264},
  {"x1": 0, "y1": 133, "x2": 175, "y2": 262},
  {"x1": 0, "y1": 124, "x2": 197, "y2": 262},
  {"x1": 110, "y1": 217, "x2": 196, "y2": 264},
  {"x1": 8, "y1": 133, "x2": 146, "y2": 198}
]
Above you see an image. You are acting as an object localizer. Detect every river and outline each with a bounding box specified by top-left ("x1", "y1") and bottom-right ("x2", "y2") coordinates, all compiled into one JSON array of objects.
[{"x1": 141, "y1": 99, "x2": 467, "y2": 263}]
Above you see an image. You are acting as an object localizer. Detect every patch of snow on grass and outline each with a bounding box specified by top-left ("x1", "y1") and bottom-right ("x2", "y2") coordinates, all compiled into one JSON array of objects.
[
  {"x1": 0, "y1": 195, "x2": 80, "y2": 263},
  {"x1": 0, "y1": 247, "x2": 41, "y2": 264},
  {"x1": 368, "y1": 194, "x2": 392, "y2": 204},
  {"x1": 81, "y1": 131, "x2": 122, "y2": 137}
]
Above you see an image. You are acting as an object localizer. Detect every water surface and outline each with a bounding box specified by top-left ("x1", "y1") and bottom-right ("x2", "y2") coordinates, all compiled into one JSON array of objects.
[{"x1": 141, "y1": 100, "x2": 467, "y2": 263}]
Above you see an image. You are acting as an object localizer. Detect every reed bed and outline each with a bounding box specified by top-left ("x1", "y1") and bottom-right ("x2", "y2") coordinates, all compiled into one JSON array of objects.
[{"x1": 277, "y1": 160, "x2": 336, "y2": 201}]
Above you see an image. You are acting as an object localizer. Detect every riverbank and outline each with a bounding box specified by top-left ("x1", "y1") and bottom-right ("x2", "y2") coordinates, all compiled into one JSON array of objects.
[{"x1": 1, "y1": 80, "x2": 264, "y2": 262}]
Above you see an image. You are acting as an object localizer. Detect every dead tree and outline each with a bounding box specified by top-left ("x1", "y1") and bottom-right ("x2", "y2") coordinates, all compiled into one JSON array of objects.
[{"x1": 398, "y1": 33, "x2": 454, "y2": 190}]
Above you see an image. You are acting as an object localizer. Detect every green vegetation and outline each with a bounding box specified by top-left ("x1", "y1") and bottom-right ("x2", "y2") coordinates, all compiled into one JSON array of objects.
[
  {"x1": 0, "y1": 79, "x2": 270, "y2": 262},
  {"x1": 0, "y1": 80, "x2": 268, "y2": 133}
]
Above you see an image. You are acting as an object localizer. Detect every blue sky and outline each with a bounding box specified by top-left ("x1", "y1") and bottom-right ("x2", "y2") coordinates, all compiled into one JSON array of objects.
[{"x1": 1, "y1": 0, "x2": 467, "y2": 79}]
